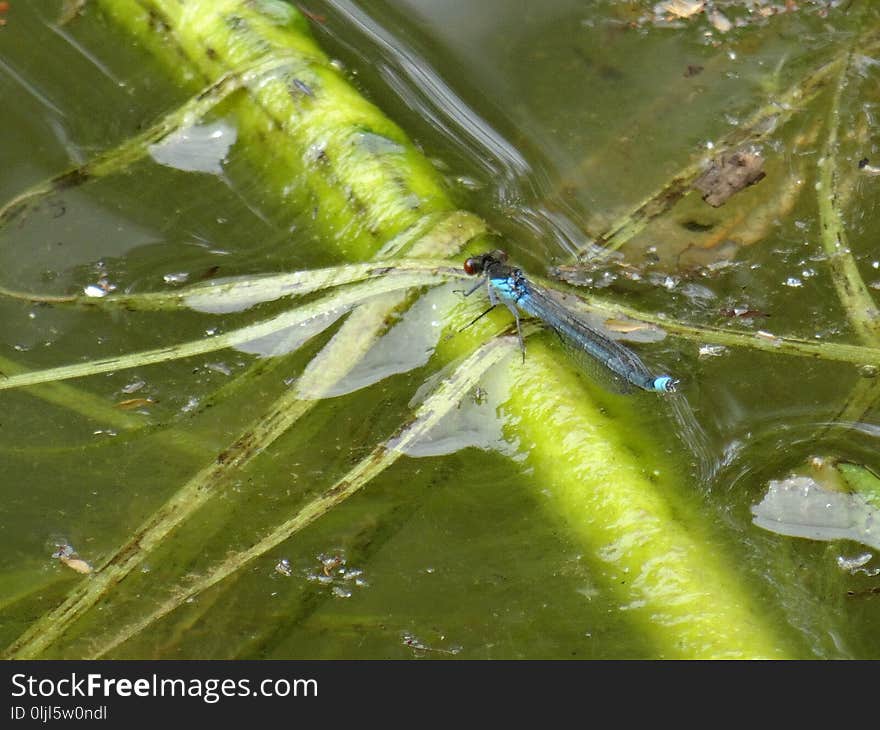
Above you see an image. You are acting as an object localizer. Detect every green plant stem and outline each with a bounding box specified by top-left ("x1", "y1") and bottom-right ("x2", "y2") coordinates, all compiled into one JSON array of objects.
[
  {"x1": 0, "y1": 354, "x2": 147, "y2": 432},
  {"x1": 96, "y1": 0, "x2": 456, "y2": 260},
  {"x1": 816, "y1": 60, "x2": 880, "y2": 345},
  {"x1": 537, "y1": 275, "x2": 880, "y2": 368},
  {"x1": 811, "y1": 30, "x2": 880, "y2": 438},
  {"x1": 505, "y1": 346, "x2": 792, "y2": 658},
  {"x1": 0, "y1": 258, "x2": 463, "y2": 311}
]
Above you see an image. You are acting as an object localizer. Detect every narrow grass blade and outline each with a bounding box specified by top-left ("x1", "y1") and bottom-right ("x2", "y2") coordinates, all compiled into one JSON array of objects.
[
  {"x1": 0, "y1": 354, "x2": 148, "y2": 432},
  {"x1": 0, "y1": 272, "x2": 446, "y2": 392},
  {"x1": 0, "y1": 55, "x2": 296, "y2": 228},
  {"x1": 0, "y1": 258, "x2": 461, "y2": 312},
  {"x1": 816, "y1": 59, "x2": 880, "y2": 345},
  {"x1": 87, "y1": 335, "x2": 517, "y2": 658}
]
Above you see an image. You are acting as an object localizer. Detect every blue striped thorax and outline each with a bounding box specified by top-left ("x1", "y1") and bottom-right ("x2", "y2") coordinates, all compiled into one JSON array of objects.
[{"x1": 490, "y1": 270, "x2": 528, "y2": 303}]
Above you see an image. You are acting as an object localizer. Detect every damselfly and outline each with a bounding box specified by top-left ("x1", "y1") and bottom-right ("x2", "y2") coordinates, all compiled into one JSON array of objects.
[{"x1": 462, "y1": 250, "x2": 676, "y2": 393}]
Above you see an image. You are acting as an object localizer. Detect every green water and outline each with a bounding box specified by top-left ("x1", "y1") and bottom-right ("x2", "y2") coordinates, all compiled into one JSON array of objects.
[{"x1": 1, "y1": 0, "x2": 879, "y2": 658}]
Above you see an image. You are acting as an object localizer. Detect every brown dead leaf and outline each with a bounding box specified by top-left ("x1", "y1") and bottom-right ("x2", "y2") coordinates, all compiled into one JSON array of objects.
[{"x1": 694, "y1": 150, "x2": 766, "y2": 207}]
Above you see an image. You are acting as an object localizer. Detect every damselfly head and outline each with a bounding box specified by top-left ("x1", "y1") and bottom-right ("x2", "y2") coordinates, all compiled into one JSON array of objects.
[
  {"x1": 463, "y1": 256, "x2": 484, "y2": 276},
  {"x1": 463, "y1": 250, "x2": 508, "y2": 276}
]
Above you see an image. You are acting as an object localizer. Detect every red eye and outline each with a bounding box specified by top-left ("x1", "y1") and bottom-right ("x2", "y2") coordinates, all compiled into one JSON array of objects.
[{"x1": 463, "y1": 257, "x2": 481, "y2": 275}]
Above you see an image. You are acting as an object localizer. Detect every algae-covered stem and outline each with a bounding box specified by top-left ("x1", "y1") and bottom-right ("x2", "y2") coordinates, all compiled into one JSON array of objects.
[{"x1": 97, "y1": 0, "x2": 459, "y2": 260}]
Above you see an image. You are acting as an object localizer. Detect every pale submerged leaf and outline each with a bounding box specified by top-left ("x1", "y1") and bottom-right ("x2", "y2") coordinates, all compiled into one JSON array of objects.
[
  {"x1": 752, "y1": 475, "x2": 880, "y2": 551},
  {"x1": 148, "y1": 120, "x2": 237, "y2": 175}
]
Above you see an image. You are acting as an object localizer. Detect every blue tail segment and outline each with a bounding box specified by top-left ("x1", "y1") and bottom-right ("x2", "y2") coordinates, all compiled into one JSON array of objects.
[
  {"x1": 651, "y1": 376, "x2": 678, "y2": 393},
  {"x1": 463, "y1": 251, "x2": 676, "y2": 394}
]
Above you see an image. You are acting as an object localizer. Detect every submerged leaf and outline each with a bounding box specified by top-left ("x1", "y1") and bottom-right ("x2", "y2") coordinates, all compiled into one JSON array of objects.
[
  {"x1": 751, "y1": 475, "x2": 880, "y2": 551},
  {"x1": 148, "y1": 120, "x2": 238, "y2": 175}
]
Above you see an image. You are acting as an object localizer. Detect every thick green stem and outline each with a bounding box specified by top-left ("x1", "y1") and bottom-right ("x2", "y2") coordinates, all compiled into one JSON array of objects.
[
  {"x1": 506, "y1": 347, "x2": 791, "y2": 658},
  {"x1": 97, "y1": 0, "x2": 457, "y2": 259}
]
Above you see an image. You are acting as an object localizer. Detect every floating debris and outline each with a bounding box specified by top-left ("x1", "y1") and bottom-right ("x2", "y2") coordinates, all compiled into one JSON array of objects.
[
  {"x1": 602, "y1": 317, "x2": 668, "y2": 344},
  {"x1": 83, "y1": 280, "x2": 116, "y2": 298},
  {"x1": 755, "y1": 330, "x2": 782, "y2": 346},
  {"x1": 656, "y1": 1, "x2": 705, "y2": 20},
  {"x1": 707, "y1": 8, "x2": 732, "y2": 33},
  {"x1": 114, "y1": 397, "x2": 155, "y2": 410},
  {"x1": 274, "y1": 558, "x2": 292, "y2": 577},
  {"x1": 719, "y1": 306, "x2": 770, "y2": 319},
  {"x1": 604, "y1": 319, "x2": 652, "y2": 334},
  {"x1": 836, "y1": 552, "x2": 879, "y2": 577},
  {"x1": 120, "y1": 379, "x2": 146, "y2": 394},
  {"x1": 698, "y1": 344, "x2": 727, "y2": 358},
  {"x1": 304, "y1": 552, "x2": 369, "y2": 596},
  {"x1": 204, "y1": 361, "x2": 232, "y2": 376},
  {"x1": 402, "y1": 632, "x2": 461, "y2": 656},
  {"x1": 52, "y1": 543, "x2": 92, "y2": 575},
  {"x1": 58, "y1": 0, "x2": 86, "y2": 25},
  {"x1": 644, "y1": 0, "x2": 812, "y2": 33},
  {"x1": 163, "y1": 272, "x2": 190, "y2": 285},
  {"x1": 858, "y1": 158, "x2": 880, "y2": 176},
  {"x1": 320, "y1": 553, "x2": 343, "y2": 577},
  {"x1": 694, "y1": 150, "x2": 766, "y2": 207}
]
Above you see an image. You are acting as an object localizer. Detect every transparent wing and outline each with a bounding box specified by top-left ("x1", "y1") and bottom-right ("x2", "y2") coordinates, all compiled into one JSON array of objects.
[{"x1": 521, "y1": 283, "x2": 658, "y2": 392}]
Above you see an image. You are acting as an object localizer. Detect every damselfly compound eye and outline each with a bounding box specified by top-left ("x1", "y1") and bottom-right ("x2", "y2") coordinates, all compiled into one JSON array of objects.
[{"x1": 463, "y1": 257, "x2": 483, "y2": 276}]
